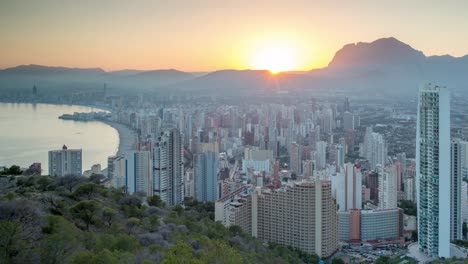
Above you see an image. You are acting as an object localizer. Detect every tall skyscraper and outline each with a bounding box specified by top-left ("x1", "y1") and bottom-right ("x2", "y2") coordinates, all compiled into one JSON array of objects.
[
  {"x1": 124, "y1": 151, "x2": 152, "y2": 196},
  {"x1": 378, "y1": 164, "x2": 398, "y2": 209},
  {"x1": 308, "y1": 127, "x2": 320, "y2": 149},
  {"x1": 153, "y1": 129, "x2": 184, "y2": 206},
  {"x1": 194, "y1": 151, "x2": 219, "y2": 202},
  {"x1": 315, "y1": 141, "x2": 327, "y2": 170},
  {"x1": 331, "y1": 163, "x2": 362, "y2": 211},
  {"x1": 416, "y1": 83, "x2": 450, "y2": 258},
  {"x1": 343, "y1": 96, "x2": 351, "y2": 112},
  {"x1": 404, "y1": 162, "x2": 417, "y2": 202},
  {"x1": 336, "y1": 144, "x2": 345, "y2": 170},
  {"x1": 462, "y1": 181, "x2": 468, "y2": 224},
  {"x1": 343, "y1": 111, "x2": 354, "y2": 131},
  {"x1": 48, "y1": 145, "x2": 82, "y2": 176},
  {"x1": 289, "y1": 142, "x2": 302, "y2": 174},
  {"x1": 363, "y1": 127, "x2": 387, "y2": 170},
  {"x1": 450, "y1": 139, "x2": 465, "y2": 240}
]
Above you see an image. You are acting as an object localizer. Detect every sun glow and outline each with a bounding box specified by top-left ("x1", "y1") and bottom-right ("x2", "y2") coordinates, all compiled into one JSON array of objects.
[{"x1": 250, "y1": 43, "x2": 298, "y2": 74}]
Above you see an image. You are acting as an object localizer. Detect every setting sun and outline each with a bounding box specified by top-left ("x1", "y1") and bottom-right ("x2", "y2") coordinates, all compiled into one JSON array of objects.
[{"x1": 250, "y1": 44, "x2": 298, "y2": 74}]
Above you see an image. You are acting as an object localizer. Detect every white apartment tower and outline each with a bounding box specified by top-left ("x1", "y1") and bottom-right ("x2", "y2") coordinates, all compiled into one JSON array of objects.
[
  {"x1": 363, "y1": 128, "x2": 387, "y2": 170},
  {"x1": 378, "y1": 164, "x2": 398, "y2": 209},
  {"x1": 48, "y1": 145, "x2": 82, "y2": 176},
  {"x1": 416, "y1": 83, "x2": 450, "y2": 258},
  {"x1": 331, "y1": 163, "x2": 362, "y2": 212},
  {"x1": 153, "y1": 129, "x2": 184, "y2": 206}
]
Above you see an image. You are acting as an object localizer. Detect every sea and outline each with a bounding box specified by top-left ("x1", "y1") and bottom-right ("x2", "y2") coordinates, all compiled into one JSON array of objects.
[{"x1": 0, "y1": 103, "x2": 119, "y2": 175}]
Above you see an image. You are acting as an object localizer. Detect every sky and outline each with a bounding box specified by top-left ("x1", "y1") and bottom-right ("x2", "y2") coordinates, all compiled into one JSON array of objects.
[{"x1": 1, "y1": 0, "x2": 468, "y2": 72}]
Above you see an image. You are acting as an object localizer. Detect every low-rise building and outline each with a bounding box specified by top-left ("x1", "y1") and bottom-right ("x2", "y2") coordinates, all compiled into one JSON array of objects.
[{"x1": 338, "y1": 208, "x2": 404, "y2": 244}]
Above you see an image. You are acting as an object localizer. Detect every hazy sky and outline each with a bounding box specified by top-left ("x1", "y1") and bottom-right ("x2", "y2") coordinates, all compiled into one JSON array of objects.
[{"x1": 1, "y1": 0, "x2": 468, "y2": 71}]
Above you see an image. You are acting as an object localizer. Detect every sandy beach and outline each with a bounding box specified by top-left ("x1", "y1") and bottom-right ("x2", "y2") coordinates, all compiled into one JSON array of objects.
[{"x1": 101, "y1": 120, "x2": 137, "y2": 155}]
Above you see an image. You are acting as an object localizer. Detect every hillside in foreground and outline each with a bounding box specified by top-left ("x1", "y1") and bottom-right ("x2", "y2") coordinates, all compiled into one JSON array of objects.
[{"x1": 0, "y1": 174, "x2": 322, "y2": 264}]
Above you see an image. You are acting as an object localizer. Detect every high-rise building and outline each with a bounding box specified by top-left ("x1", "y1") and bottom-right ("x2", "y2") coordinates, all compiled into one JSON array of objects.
[
  {"x1": 343, "y1": 111, "x2": 354, "y2": 131},
  {"x1": 366, "y1": 171, "x2": 380, "y2": 203},
  {"x1": 462, "y1": 181, "x2": 468, "y2": 224},
  {"x1": 218, "y1": 181, "x2": 338, "y2": 258},
  {"x1": 332, "y1": 163, "x2": 362, "y2": 211},
  {"x1": 404, "y1": 174, "x2": 416, "y2": 202},
  {"x1": 308, "y1": 128, "x2": 320, "y2": 149},
  {"x1": 328, "y1": 144, "x2": 337, "y2": 166},
  {"x1": 344, "y1": 97, "x2": 351, "y2": 112},
  {"x1": 108, "y1": 155, "x2": 126, "y2": 189},
  {"x1": 416, "y1": 83, "x2": 450, "y2": 258},
  {"x1": 267, "y1": 140, "x2": 279, "y2": 158},
  {"x1": 108, "y1": 155, "x2": 121, "y2": 179},
  {"x1": 353, "y1": 114, "x2": 360, "y2": 129},
  {"x1": 302, "y1": 160, "x2": 315, "y2": 178},
  {"x1": 450, "y1": 139, "x2": 465, "y2": 240},
  {"x1": 315, "y1": 141, "x2": 327, "y2": 170},
  {"x1": 290, "y1": 142, "x2": 303, "y2": 174},
  {"x1": 335, "y1": 144, "x2": 345, "y2": 170},
  {"x1": 363, "y1": 128, "x2": 387, "y2": 170},
  {"x1": 194, "y1": 151, "x2": 219, "y2": 202},
  {"x1": 123, "y1": 151, "x2": 152, "y2": 196},
  {"x1": 397, "y1": 153, "x2": 407, "y2": 185},
  {"x1": 153, "y1": 129, "x2": 184, "y2": 207},
  {"x1": 184, "y1": 170, "x2": 195, "y2": 198},
  {"x1": 378, "y1": 164, "x2": 398, "y2": 209},
  {"x1": 321, "y1": 108, "x2": 334, "y2": 134},
  {"x1": 405, "y1": 163, "x2": 417, "y2": 202},
  {"x1": 48, "y1": 145, "x2": 82, "y2": 176}
]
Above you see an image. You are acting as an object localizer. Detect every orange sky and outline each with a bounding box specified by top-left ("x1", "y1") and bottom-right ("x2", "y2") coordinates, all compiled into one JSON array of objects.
[{"x1": 1, "y1": 1, "x2": 468, "y2": 71}]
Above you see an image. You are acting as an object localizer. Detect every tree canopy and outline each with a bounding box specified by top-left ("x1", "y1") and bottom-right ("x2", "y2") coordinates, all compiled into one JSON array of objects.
[{"x1": 0, "y1": 175, "x2": 322, "y2": 264}]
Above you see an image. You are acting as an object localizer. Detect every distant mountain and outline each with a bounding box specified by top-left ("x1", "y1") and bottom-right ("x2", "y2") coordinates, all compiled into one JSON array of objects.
[
  {"x1": 1, "y1": 37, "x2": 468, "y2": 98},
  {"x1": 0, "y1": 65, "x2": 109, "y2": 94},
  {"x1": 109, "y1": 69, "x2": 145, "y2": 77},
  {"x1": 328, "y1": 37, "x2": 425, "y2": 68},
  {"x1": 128, "y1": 69, "x2": 193, "y2": 82},
  {"x1": 0, "y1": 65, "x2": 195, "y2": 94},
  {"x1": 314, "y1": 37, "x2": 468, "y2": 96},
  {"x1": 165, "y1": 70, "x2": 313, "y2": 95},
  {"x1": 115, "y1": 69, "x2": 194, "y2": 91},
  {"x1": 0, "y1": 64, "x2": 106, "y2": 76}
]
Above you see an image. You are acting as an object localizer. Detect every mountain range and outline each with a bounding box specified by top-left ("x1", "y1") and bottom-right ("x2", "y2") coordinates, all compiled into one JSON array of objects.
[{"x1": 1, "y1": 37, "x2": 468, "y2": 97}]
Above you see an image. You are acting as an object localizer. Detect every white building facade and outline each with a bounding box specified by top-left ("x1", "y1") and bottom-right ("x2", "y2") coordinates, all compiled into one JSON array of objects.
[
  {"x1": 416, "y1": 84, "x2": 451, "y2": 258},
  {"x1": 48, "y1": 145, "x2": 82, "y2": 176}
]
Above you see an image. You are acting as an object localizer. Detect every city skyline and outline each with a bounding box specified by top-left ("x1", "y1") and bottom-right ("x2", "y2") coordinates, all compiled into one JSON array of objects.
[
  {"x1": 2, "y1": 1, "x2": 468, "y2": 71},
  {"x1": 2, "y1": 1, "x2": 468, "y2": 263}
]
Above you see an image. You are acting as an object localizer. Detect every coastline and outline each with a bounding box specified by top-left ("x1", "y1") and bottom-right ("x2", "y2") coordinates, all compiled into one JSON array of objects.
[
  {"x1": 0, "y1": 100, "x2": 112, "y2": 112},
  {"x1": 34, "y1": 101, "x2": 138, "y2": 155},
  {"x1": 0, "y1": 101, "x2": 137, "y2": 160},
  {"x1": 100, "y1": 120, "x2": 137, "y2": 155}
]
